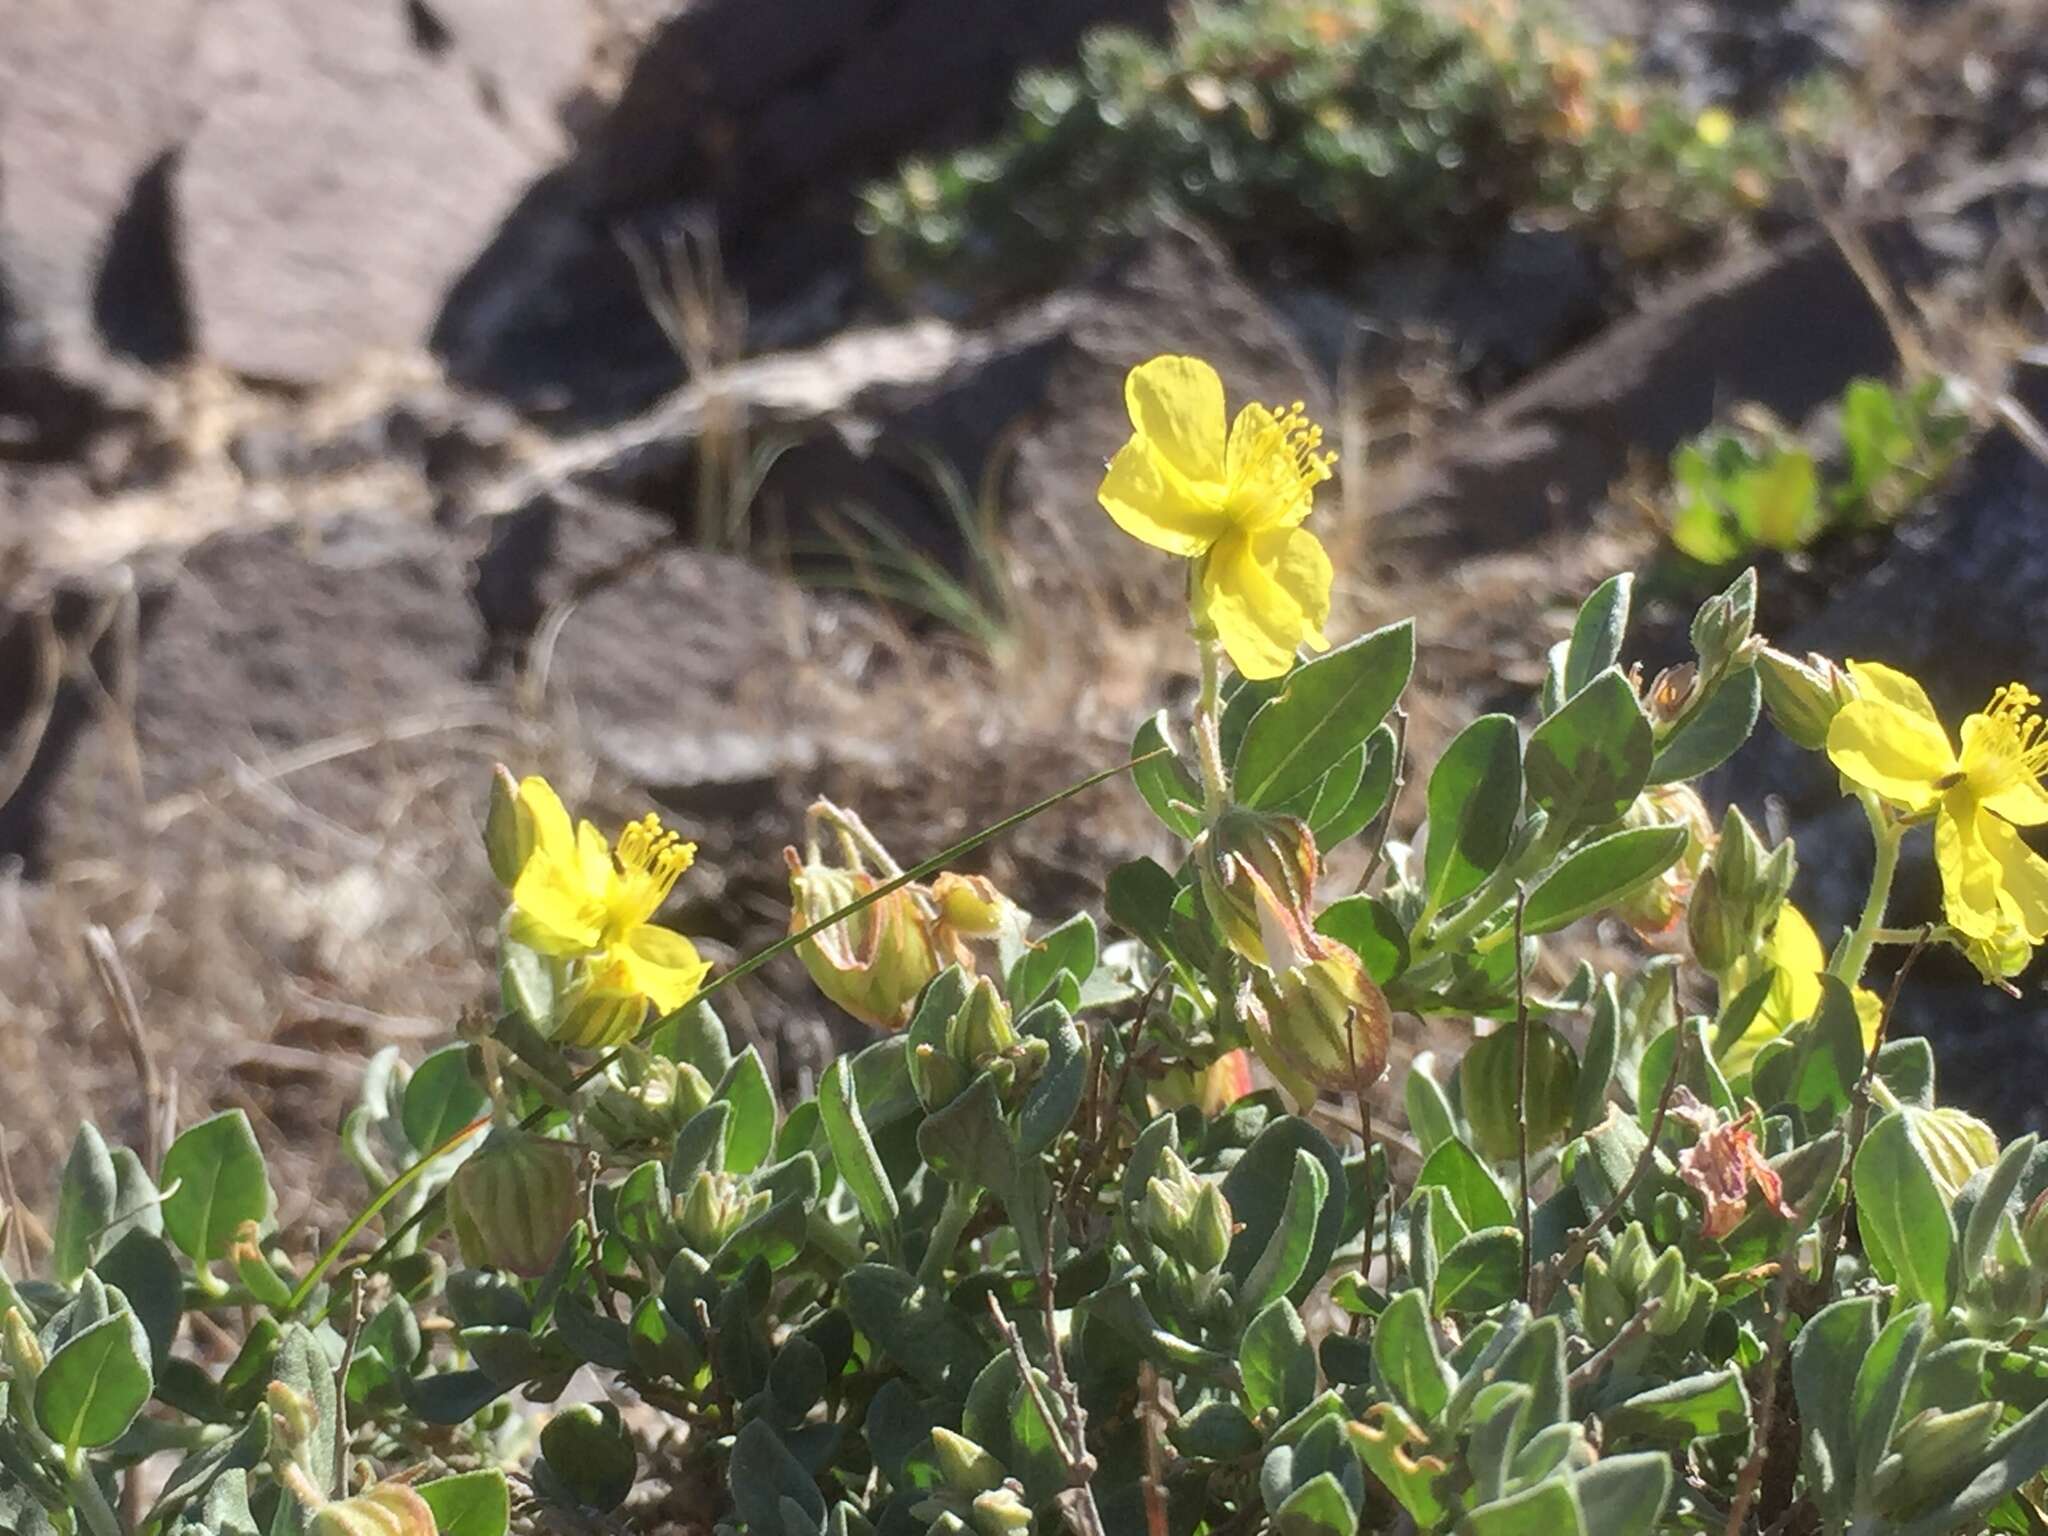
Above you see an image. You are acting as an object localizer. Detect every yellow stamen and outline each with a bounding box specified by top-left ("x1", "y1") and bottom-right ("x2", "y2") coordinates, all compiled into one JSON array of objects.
[
  {"x1": 1971, "y1": 682, "x2": 2048, "y2": 793},
  {"x1": 615, "y1": 813, "x2": 694, "y2": 905},
  {"x1": 1269, "y1": 400, "x2": 1337, "y2": 495}
]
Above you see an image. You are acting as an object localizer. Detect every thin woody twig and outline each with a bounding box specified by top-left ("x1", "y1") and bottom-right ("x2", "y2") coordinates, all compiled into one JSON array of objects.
[
  {"x1": 984, "y1": 1290, "x2": 1105, "y2": 1536},
  {"x1": 1567, "y1": 1295, "x2": 1663, "y2": 1394}
]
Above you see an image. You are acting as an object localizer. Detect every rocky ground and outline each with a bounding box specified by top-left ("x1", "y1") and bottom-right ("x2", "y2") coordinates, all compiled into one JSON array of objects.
[{"x1": 4, "y1": 0, "x2": 2048, "y2": 1226}]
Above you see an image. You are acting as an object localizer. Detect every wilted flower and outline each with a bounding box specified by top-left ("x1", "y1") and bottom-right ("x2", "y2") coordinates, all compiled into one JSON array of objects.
[
  {"x1": 1244, "y1": 942, "x2": 1391, "y2": 1109},
  {"x1": 1194, "y1": 805, "x2": 1323, "y2": 969},
  {"x1": 1098, "y1": 355, "x2": 1337, "y2": 680},
  {"x1": 1614, "y1": 783, "x2": 1716, "y2": 934},
  {"x1": 929, "y1": 871, "x2": 1016, "y2": 968},
  {"x1": 786, "y1": 845, "x2": 942, "y2": 1032},
  {"x1": 1671, "y1": 1090, "x2": 1794, "y2": 1240},
  {"x1": 505, "y1": 776, "x2": 709, "y2": 1041},
  {"x1": 446, "y1": 1130, "x2": 581, "y2": 1277},
  {"x1": 1827, "y1": 665, "x2": 2048, "y2": 945}
]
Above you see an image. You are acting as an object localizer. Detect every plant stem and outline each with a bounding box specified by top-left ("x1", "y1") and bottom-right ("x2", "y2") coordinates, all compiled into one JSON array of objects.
[
  {"x1": 918, "y1": 1184, "x2": 979, "y2": 1288},
  {"x1": 1512, "y1": 888, "x2": 1533, "y2": 1306},
  {"x1": 1194, "y1": 633, "x2": 1229, "y2": 816},
  {"x1": 68, "y1": 1464, "x2": 124, "y2": 1536},
  {"x1": 1829, "y1": 790, "x2": 1902, "y2": 987}
]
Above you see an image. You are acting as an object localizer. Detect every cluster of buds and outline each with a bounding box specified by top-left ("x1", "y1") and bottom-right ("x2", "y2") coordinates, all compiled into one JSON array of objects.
[
  {"x1": 909, "y1": 976, "x2": 1050, "y2": 1112},
  {"x1": 676, "y1": 1169, "x2": 770, "y2": 1253},
  {"x1": 1579, "y1": 1222, "x2": 1715, "y2": 1361},
  {"x1": 786, "y1": 801, "x2": 1016, "y2": 1031},
  {"x1": 1687, "y1": 806, "x2": 1797, "y2": 976},
  {"x1": 1756, "y1": 646, "x2": 1857, "y2": 752},
  {"x1": 586, "y1": 1047, "x2": 713, "y2": 1148},
  {"x1": 1613, "y1": 783, "x2": 1717, "y2": 936},
  {"x1": 1140, "y1": 1147, "x2": 1235, "y2": 1274},
  {"x1": 445, "y1": 1130, "x2": 581, "y2": 1277},
  {"x1": 911, "y1": 1428, "x2": 1035, "y2": 1536}
]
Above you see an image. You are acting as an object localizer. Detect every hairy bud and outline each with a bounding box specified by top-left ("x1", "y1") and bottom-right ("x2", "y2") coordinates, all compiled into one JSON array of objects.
[
  {"x1": 311, "y1": 1483, "x2": 437, "y2": 1536},
  {"x1": 482, "y1": 764, "x2": 535, "y2": 889},
  {"x1": 446, "y1": 1131, "x2": 581, "y2": 1277},
  {"x1": 677, "y1": 1170, "x2": 768, "y2": 1253},
  {"x1": 1687, "y1": 807, "x2": 1795, "y2": 974},
  {"x1": 1757, "y1": 647, "x2": 1856, "y2": 751},
  {"x1": 1141, "y1": 1150, "x2": 1233, "y2": 1274},
  {"x1": 587, "y1": 1048, "x2": 712, "y2": 1147}
]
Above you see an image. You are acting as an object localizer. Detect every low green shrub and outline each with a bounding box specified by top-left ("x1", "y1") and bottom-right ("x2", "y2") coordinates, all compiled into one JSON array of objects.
[
  {"x1": 6, "y1": 357, "x2": 2048, "y2": 1536},
  {"x1": 859, "y1": 0, "x2": 1782, "y2": 303}
]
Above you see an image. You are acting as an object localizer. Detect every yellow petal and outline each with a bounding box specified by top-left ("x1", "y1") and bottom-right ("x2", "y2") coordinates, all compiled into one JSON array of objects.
[
  {"x1": 577, "y1": 820, "x2": 614, "y2": 898},
  {"x1": 1979, "y1": 813, "x2": 2048, "y2": 941},
  {"x1": 508, "y1": 867, "x2": 601, "y2": 955},
  {"x1": 1224, "y1": 402, "x2": 1314, "y2": 530},
  {"x1": 1196, "y1": 527, "x2": 1333, "y2": 681},
  {"x1": 1961, "y1": 714, "x2": 2048, "y2": 825},
  {"x1": 617, "y1": 925, "x2": 711, "y2": 1014},
  {"x1": 1765, "y1": 905, "x2": 1824, "y2": 1024},
  {"x1": 1826, "y1": 696, "x2": 1954, "y2": 812},
  {"x1": 518, "y1": 776, "x2": 576, "y2": 864},
  {"x1": 1847, "y1": 660, "x2": 1947, "y2": 727},
  {"x1": 1098, "y1": 437, "x2": 1229, "y2": 556},
  {"x1": 1936, "y1": 796, "x2": 2003, "y2": 940},
  {"x1": 1125, "y1": 356, "x2": 1227, "y2": 486},
  {"x1": 1852, "y1": 987, "x2": 1883, "y2": 1052}
]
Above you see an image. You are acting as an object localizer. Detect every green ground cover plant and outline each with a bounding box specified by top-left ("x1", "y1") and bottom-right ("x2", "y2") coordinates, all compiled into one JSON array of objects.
[{"x1": 6, "y1": 356, "x2": 2048, "y2": 1536}]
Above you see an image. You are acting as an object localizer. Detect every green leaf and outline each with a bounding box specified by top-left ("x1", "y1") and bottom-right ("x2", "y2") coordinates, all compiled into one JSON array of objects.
[
  {"x1": 819, "y1": 1058, "x2": 899, "y2": 1250},
  {"x1": 1237, "y1": 1150, "x2": 1329, "y2": 1322},
  {"x1": 94, "y1": 1231, "x2": 181, "y2": 1370},
  {"x1": 842, "y1": 1265, "x2": 984, "y2": 1397},
  {"x1": 52, "y1": 1124, "x2": 119, "y2": 1286},
  {"x1": 1272, "y1": 1470, "x2": 1359, "y2": 1536},
  {"x1": 1374, "y1": 1289, "x2": 1452, "y2": 1423},
  {"x1": 1132, "y1": 710, "x2": 1203, "y2": 839},
  {"x1": 1789, "y1": 976, "x2": 1868, "y2": 1120},
  {"x1": 1106, "y1": 857, "x2": 1180, "y2": 953},
  {"x1": 1415, "y1": 1139, "x2": 1515, "y2": 1232},
  {"x1": 1015, "y1": 1002, "x2": 1087, "y2": 1156},
  {"x1": 498, "y1": 925, "x2": 556, "y2": 1035},
  {"x1": 1458, "y1": 1473, "x2": 1583, "y2": 1536},
  {"x1": 419, "y1": 1471, "x2": 511, "y2": 1536},
  {"x1": 1235, "y1": 620, "x2": 1414, "y2": 809},
  {"x1": 1008, "y1": 914, "x2": 1097, "y2": 1011},
  {"x1": 401, "y1": 1044, "x2": 489, "y2": 1154},
  {"x1": 35, "y1": 1309, "x2": 152, "y2": 1453},
  {"x1": 1851, "y1": 1304, "x2": 1929, "y2": 1496},
  {"x1": 1572, "y1": 1452, "x2": 1671, "y2": 1536},
  {"x1": 1435, "y1": 1228, "x2": 1523, "y2": 1316},
  {"x1": 1315, "y1": 894, "x2": 1409, "y2": 984},
  {"x1": 1564, "y1": 574, "x2": 1632, "y2": 701},
  {"x1": 713, "y1": 1048, "x2": 776, "y2": 1175},
  {"x1": 1315, "y1": 723, "x2": 1398, "y2": 846},
  {"x1": 274, "y1": 1323, "x2": 340, "y2": 1491},
  {"x1": 1423, "y1": 714, "x2": 1523, "y2": 912},
  {"x1": 541, "y1": 1402, "x2": 637, "y2": 1512},
  {"x1": 1649, "y1": 666, "x2": 1760, "y2": 784},
  {"x1": 1522, "y1": 827, "x2": 1687, "y2": 936},
  {"x1": 1603, "y1": 1368, "x2": 1750, "y2": 1446},
  {"x1": 1856, "y1": 1110, "x2": 1956, "y2": 1313},
  {"x1": 1405, "y1": 1065, "x2": 1458, "y2": 1160},
  {"x1": 1223, "y1": 1117, "x2": 1347, "y2": 1307},
  {"x1": 729, "y1": 1419, "x2": 825, "y2": 1534},
  {"x1": 1793, "y1": 1297, "x2": 1878, "y2": 1519},
  {"x1": 160, "y1": 1111, "x2": 273, "y2": 1264},
  {"x1": 1571, "y1": 977, "x2": 1621, "y2": 1135},
  {"x1": 1242, "y1": 1297, "x2": 1317, "y2": 1421},
  {"x1": 1965, "y1": 1133, "x2": 2037, "y2": 1278},
  {"x1": 1524, "y1": 669, "x2": 1653, "y2": 835}
]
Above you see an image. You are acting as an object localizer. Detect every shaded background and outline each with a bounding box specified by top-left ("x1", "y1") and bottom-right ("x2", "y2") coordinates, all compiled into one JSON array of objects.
[{"x1": 3, "y1": 0, "x2": 2047, "y2": 1229}]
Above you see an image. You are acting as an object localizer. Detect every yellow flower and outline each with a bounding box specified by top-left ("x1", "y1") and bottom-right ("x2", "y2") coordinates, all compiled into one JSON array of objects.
[
  {"x1": 1098, "y1": 355, "x2": 1337, "y2": 680},
  {"x1": 1826, "y1": 664, "x2": 2048, "y2": 942},
  {"x1": 508, "y1": 777, "x2": 709, "y2": 1026},
  {"x1": 1695, "y1": 107, "x2": 1735, "y2": 147},
  {"x1": 1719, "y1": 905, "x2": 1880, "y2": 1077}
]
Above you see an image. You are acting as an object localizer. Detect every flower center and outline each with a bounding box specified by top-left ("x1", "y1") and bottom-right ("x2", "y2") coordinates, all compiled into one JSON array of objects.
[
  {"x1": 1967, "y1": 682, "x2": 2048, "y2": 798},
  {"x1": 607, "y1": 814, "x2": 694, "y2": 937},
  {"x1": 1227, "y1": 400, "x2": 1336, "y2": 523}
]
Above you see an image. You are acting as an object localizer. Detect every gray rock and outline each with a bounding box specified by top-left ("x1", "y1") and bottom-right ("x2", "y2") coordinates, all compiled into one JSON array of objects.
[{"x1": 175, "y1": 0, "x2": 571, "y2": 385}]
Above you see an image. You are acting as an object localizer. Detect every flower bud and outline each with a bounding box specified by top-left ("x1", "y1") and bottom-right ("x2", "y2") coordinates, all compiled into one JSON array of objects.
[
  {"x1": 1757, "y1": 648, "x2": 1855, "y2": 752},
  {"x1": 1642, "y1": 663, "x2": 1699, "y2": 728},
  {"x1": 446, "y1": 1130, "x2": 581, "y2": 1277},
  {"x1": 969, "y1": 1487, "x2": 1035, "y2": 1536},
  {"x1": 587, "y1": 1049, "x2": 712, "y2": 1147},
  {"x1": 947, "y1": 976, "x2": 1019, "y2": 1066},
  {"x1": 1687, "y1": 807, "x2": 1795, "y2": 975},
  {"x1": 483, "y1": 764, "x2": 534, "y2": 889},
  {"x1": 230, "y1": 1220, "x2": 294, "y2": 1310},
  {"x1": 1690, "y1": 569, "x2": 1756, "y2": 674},
  {"x1": 1194, "y1": 807, "x2": 1323, "y2": 970},
  {"x1": 911, "y1": 1041, "x2": 971, "y2": 1112},
  {"x1": 1141, "y1": 1151, "x2": 1234, "y2": 1274},
  {"x1": 311, "y1": 1483, "x2": 437, "y2": 1536},
  {"x1": 1614, "y1": 784, "x2": 1716, "y2": 934},
  {"x1": 1906, "y1": 1106, "x2": 1998, "y2": 1204},
  {"x1": 677, "y1": 1170, "x2": 768, "y2": 1254},
  {"x1": 930, "y1": 1428, "x2": 1007, "y2": 1494},
  {"x1": 551, "y1": 962, "x2": 648, "y2": 1050},
  {"x1": 267, "y1": 1380, "x2": 318, "y2": 1454},
  {"x1": 4, "y1": 1305, "x2": 44, "y2": 1386},
  {"x1": 1244, "y1": 942, "x2": 1391, "y2": 1108},
  {"x1": 786, "y1": 849, "x2": 941, "y2": 1031}
]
